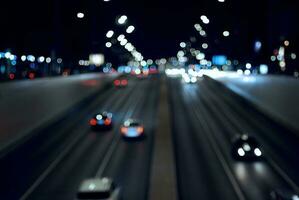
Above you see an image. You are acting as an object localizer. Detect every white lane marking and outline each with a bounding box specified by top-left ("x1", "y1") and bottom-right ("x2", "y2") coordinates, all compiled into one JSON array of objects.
[{"x1": 20, "y1": 127, "x2": 86, "y2": 200}]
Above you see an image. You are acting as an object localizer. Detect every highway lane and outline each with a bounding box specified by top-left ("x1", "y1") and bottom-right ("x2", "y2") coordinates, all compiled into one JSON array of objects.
[
  {"x1": 0, "y1": 75, "x2": 132, "y2": 199},
  {"x1": 168, "y1": 78, "x2": 240, "y2": 200},
  {"x1": 193, "y1": 77, "x2": 296, "y2": 199},
  {"x1": 19, "y1": 77, "x2": 141, "y2": 200},
  {"x1": 191, "y1": 81, "x2": 292, "y2": 200},
  {"x1": 168, "y1": 76, "x2": 298, "y2": 200},
  {"x1": 1, "y1": 73, "x2": 298, "y2": 200},
  {"x1": 102, "y1": 76, "x2": 160, "y2": 200},
  {"x1": 22, "y1": 75, "x2": 160, "y2": 200},
  {"x1": 203, "y1": 78, "x2": 299, "y2": 188}
]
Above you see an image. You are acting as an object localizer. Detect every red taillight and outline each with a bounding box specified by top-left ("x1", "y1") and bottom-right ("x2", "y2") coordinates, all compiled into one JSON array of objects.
[
  {"x1": 104, "y1": 119, "x2": 111, "y2": 126},
  {"x1": 137, "y1": 127, "x2": 144, "y2": 134},
  {"x1": 9, "y1": 73, "x2": 15, "y2": 80},
  {"x1": 89, "y1": 119, "x2": 97, "y2": 126},
  {"x1": 29, "y1": 72, "x2": 35, "y2": 80},
  {"x1": 114, "y1": 80, "x2": 121, "y2": 86},
  {"x1": 121, "y1": 79, "x2": 128, "y2": 86},
  {"x1": 121, "y1": 127, "x2": 128, "y2": 134}
]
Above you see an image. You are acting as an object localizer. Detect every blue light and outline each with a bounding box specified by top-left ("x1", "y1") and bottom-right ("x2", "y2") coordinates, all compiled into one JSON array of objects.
[
  {"x1": 142, "y1": 66, "x2": 148, "y2": 70},
  {"x1": 0, "y1": 65, "x2": 6, "y2": 74},
  {"x1": 103, "y1": 67, "x2": 109, "y2": 73},
  {"x1": 150, "y1": 65, "x2": 157, "y2": 70},
  {"x1": 259, "y1": 64, "x2": 268, "y2": 74},
  {"x1": 10, "y1": 55, "x2": 17, "y2": 61},
  {"x1": 127, "y1": 128, "x2": 139, "y2": 137},
  {"x1": 125, "y1": 66, "x2": 131, "y2": 73},
  {"x1": 194, "y1": 64, "x2": 201, "y2": 71},
  {"x1": 118, "y1": 67, "x2": 124, "y2": 73},
  {"x1": 30, "y1": 63, "x2": 36, "y2": 69},
  {"x1": 212, "y1": 55, "x2": 227, "y2": 66},
  {"x1": 27, "y1": 55, "x2": 35, "y2": 62},
  {"x1": 97, "y1": 120, "x2": 104, "y2": 125},
  {"x1": 254, "y1": 41, "x2": 262, "y2": 52},
  {"x1": 12, "y1": 61, "x2": 17, "y2": 66},
  {"x1": 5, "y1": 52, "x2": 11, "y2": 59}
]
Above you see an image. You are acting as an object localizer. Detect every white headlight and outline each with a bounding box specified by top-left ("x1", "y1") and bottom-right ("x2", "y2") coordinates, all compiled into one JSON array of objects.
[
  {"x1": 191, "y1": 77, "x2": 197, "y2": 83},
  {"x1": 237, "y1": 148, "x2": 245, "y2": 156},
  {"x1": 254, "y1": 148, "x2": 262, "y2": 157},
  {"x1": 243, "y1": 143, "x2": 251, "y2": 151},
  {"x1": 184, "y1": 77, "x2": 191, "y2": 83},
  {"x1": 96, "y1": 115, "x2": 103, "y2": 120}
]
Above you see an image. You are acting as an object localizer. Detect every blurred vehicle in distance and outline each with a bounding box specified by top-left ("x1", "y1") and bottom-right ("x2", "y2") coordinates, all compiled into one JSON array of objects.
[
  {"x1": 231, "y1": 134, "x2": 262, "y2": 160},
  {"x1": 120, "y1": 119, "x2": 144, "y2": 139},
  {"x1": 77, "y1": 177, "x2": 120, "y2": 200},
  {"x1": 114, "y1": 78, "x2": 128, "y2": 88},
  {"x1": 182, "y1": 73, "x2": 197, "y2": 84},
  {"x1": 90, "y1": 112, "x2": 113, "y2": 130}
]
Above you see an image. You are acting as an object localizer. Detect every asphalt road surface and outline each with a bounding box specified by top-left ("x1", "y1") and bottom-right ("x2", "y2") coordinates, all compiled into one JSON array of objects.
[{"x1": 0, "y1": 74, "x2": 298, "y2": 200}]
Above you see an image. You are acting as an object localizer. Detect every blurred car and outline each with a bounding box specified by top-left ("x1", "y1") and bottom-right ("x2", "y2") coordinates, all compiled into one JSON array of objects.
[
  {"x1": 114, "y1": 78, "x2": 128, "y2": 88},
  {"x1": 77, "y1": 177, "x2": 120, "y2": 200},
  {"x1": 270, "y1": 189, "x2": 299, "y2": 200},
  {"x1": 182, "y1": 73, "x2": 197, "y2": 84},
  {"x1": 120, "y1": 119, "x2": 144, "y2": 138},
  {"x1": 89, "y1": 112, "x2": 113, "y2": 130},
  {"x1": 231, "y1": 134, "x2": 262, "y2": 160}
]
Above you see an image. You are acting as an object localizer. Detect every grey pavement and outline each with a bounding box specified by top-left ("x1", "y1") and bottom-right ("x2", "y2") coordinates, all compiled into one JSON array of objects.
[
  {"x1": 0, "y1": 73, "x2": 117, "y2": 152},
  {"x1": 214, "y1": 74, "x2": 299, "y2": 132}
]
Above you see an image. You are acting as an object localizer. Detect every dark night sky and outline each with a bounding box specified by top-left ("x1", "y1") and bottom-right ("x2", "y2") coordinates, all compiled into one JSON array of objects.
[{"x1": 0, "y1": 0, "x2": 298, "y2": 63}]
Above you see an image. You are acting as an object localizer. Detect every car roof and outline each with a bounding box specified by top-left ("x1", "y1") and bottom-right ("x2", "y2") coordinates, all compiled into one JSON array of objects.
[
  {"x1": 79, "y1": 178, "x2": 113, "y2": 192},
  {"x1": 123, "y1": 119, "x2": 140, "y2": 126}
]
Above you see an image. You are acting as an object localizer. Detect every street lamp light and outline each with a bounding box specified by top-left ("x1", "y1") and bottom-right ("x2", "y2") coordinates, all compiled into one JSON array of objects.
[
  {"x1": 200, "y1": 15, "x2": 210, "y2": 24},
  {"x1": 106, "y1": 30, "x2": 114, "y2": 38},
  {"x1": 117, "y1": 15, "x2": 128, "y2": 25},
  {"x1": 200, "y1": 30, "x2": 206, "y2": 37},
  {"x1": 106, "y1": 42, "x2": 112, "y2": 48},
  {"x1": 223, "y1": 31, "x2": 230, "y2": 37},
  {"x1": 117, "y1": 34, "x2": 125, "y2": 42},
  {"x1": 180, "y1": 42, "x2": 186, "y2": 48},
  {"x1": 202, "y1": 43, "x2": 208, "y2": 49},
  {"x1": 194, "y1": 24, "x2": 202, "y2": 31},
  {"x1": 77, "y1": 12, "x2": 85, "y2": 19},
  {"x1": 120, "y1": 39, "x2": 128, "y2": 46},
  {"x1": 126, "y1": 25, "x2": 135, "y2": 34}
]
